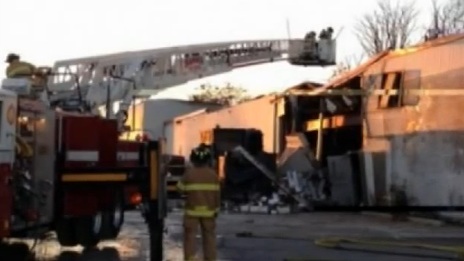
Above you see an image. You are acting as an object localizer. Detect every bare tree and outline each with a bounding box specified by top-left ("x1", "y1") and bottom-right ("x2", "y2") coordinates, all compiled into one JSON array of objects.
[
  {"x1": 355, "y1": 0, "x2": 419, "y2": 56},
  {"x1": 189, "y1": 83, "x2": 252, "y2": 105},
  {"x1": 428, "y1": 0, "x2": 464, "y2": 38}
]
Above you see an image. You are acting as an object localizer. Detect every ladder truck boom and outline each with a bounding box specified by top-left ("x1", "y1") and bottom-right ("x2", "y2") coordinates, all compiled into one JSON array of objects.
[{"x1": 47, "y1": 36, "x2": 337, "y2": 132}]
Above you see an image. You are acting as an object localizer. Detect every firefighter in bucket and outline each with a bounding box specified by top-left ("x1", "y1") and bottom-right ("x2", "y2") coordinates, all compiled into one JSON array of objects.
[{"x1": 177, "y1": 144, "x2": 220, "y2": 261}]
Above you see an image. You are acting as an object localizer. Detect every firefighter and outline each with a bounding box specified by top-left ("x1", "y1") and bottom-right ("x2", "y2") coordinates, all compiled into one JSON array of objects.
[
  {"x1": 177, "y1": 145, "x2": 220, "y2": 261},
  {"x1": 303, "y1": 31, "x2": 317, "y2": 59},
  {"x1": 5, "y1": 53, "x2": 36, "y2": 78},
  {"x1": 326, "y1": 27, "x2": 334, "y2": 40}
]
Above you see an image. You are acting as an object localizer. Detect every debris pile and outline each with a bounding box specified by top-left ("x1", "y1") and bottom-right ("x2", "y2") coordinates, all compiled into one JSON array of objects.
[
  {"x1": 282, "y1": 169, "x2": 327, "y2": 205},
  {"x1": 221, "y1": 144, "x2": 329, "y2": 214}
]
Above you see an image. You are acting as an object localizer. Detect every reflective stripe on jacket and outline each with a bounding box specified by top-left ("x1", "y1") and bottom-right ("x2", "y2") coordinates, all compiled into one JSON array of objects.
[
  {"x1": 177, "y1": 166, "x2": 220, "y2": 218},
  {"x1": 6, "y1": 61, "x2": 36, "y2": 78}
]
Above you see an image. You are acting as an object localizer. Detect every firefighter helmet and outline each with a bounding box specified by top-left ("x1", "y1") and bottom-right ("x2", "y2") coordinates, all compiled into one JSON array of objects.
[
  {"x1": 5, "y1": 53, "x2": 20, "y2": 63},
  {"x1": 190, "y1": 144, "x2": 212, "y2": 165}
]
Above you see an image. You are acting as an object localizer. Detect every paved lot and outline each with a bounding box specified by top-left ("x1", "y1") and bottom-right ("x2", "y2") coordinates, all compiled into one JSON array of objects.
[
  {"x1": 4, "y1": 210, "x2": 464, "y2": 260},
  {"x1": 165, "y1": 211, "x2": 464, "y2": 261}
]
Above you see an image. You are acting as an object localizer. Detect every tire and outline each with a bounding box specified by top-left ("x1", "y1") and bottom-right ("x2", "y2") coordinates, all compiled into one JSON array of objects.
[
  {"x1": 74, "y1": 214, "x2": 102, "y2": 248},
  {"x1": 100, "y1": 204, "x2": 124, "y2": 240},
  {"x1": 100, "y1": 191, "x2": 125, "y2": 240},
  {"x1": 56, "y1": 218, "x2": 78, "y2": 247},
  {"x1": 0, "y1": 242, "x2": 31, "y2": 260}
]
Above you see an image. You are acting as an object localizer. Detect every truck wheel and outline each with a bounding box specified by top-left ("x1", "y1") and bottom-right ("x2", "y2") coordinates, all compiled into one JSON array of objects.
[
  {"x1": 100, "y1": 200, "x2": 125, "y2": 239},
  {"x1": 75, "y1": 214, "x2": 102, "y2": 248},
  {"x1": 0, "y1": 242, "x2": 31, "y2": 260},
  {"x1": 56, "y1": 218, "x2": 78, "y2": 247}
]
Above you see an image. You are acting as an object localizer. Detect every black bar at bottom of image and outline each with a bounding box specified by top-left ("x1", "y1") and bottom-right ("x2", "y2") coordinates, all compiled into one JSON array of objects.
[{"x1": 312, "y1": 206, "x2": 464, "y2": 212}]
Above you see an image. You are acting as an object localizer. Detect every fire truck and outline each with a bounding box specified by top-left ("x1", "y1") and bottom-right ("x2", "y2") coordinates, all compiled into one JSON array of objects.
[{"x1": 0, "y1": 75, "x2": 165, "y2": 255}]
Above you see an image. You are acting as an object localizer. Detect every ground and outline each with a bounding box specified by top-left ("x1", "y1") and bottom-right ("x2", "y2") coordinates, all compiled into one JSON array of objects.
[{"x1": 4, "y1": 209, "x2": 464, "y2": 261}]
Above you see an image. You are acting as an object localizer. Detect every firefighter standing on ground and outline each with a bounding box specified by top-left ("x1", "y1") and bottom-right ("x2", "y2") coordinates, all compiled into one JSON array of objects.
[
  {"x1": 5, "y1": 53, "x2": 36, "y2": 78},
  {"x1": 177, "y1": 145, "x2": 220, "y2": 261}
]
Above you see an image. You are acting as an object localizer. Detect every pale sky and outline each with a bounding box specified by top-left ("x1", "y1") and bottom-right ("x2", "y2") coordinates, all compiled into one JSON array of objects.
[{"x1": 0, "y1": 0, "x2": 441, "y2": 99}]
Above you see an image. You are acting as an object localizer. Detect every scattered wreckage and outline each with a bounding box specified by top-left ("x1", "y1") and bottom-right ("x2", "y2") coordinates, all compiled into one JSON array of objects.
[{"x1": 164, "y1": 128, "x2": 331, "y2": 215}]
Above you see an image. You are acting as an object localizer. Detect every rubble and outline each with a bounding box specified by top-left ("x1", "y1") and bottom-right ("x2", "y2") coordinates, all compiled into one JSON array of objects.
[
  {"x1": 168, "y1": 129, "x2": 332, "y2": 216},
  {"x1": 221, "y1": 141, "x2": 330, "y2": 215}
]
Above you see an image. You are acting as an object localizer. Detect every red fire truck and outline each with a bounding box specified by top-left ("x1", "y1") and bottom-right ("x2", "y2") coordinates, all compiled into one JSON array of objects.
[{"x1": 0, "y1": 76, "x2": 165, "y2": 253}]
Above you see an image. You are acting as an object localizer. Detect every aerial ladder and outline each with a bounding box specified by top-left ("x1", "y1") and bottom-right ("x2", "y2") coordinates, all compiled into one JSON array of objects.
[
  {"x1": 34, "y1": 32, "x2": 336, "y2": 261},
  {"x1": 47, "y1": 35, "x2": 337, "y2": 132}
]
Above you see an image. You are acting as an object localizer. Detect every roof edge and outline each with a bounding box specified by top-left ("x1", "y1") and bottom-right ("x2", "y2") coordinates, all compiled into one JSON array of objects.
[{"x1": 321, "y1": 50, "x2": 390, "y2": 90}]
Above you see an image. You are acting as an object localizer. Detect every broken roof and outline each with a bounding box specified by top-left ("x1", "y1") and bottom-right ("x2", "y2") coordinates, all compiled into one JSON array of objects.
[
  {"x1": 283, "y1": 81, "x2": 324, "y2": 93},
  {"x1": 318, "y1": 33, "x2": 464, "y2": 92},
  {"x1": 322, "y1": 50, "x2": 389, "y2": 90}
]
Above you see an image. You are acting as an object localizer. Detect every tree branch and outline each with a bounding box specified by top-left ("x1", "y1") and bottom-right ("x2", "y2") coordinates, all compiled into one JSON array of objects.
[
  {"x1": 428, "y1": 0, "x2": 464, "y2": 36},
  {"x1": 354, "y1": 0, "x2": 418, "y2": 56},
  {"x1": 189, "y1": 83, "x2": 251, "y2": 105}
]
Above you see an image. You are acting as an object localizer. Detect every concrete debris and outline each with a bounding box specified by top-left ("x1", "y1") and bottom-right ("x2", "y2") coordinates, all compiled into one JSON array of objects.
[
  {"x1": 223, "y1": 193, "x2": 292, "y2": 215},
  {"x1": 283, "y1": 170, "x2": 327, "y2": 203},
  {"x1": 232, "y1": 147, "x2": 308, "y2": 206}
]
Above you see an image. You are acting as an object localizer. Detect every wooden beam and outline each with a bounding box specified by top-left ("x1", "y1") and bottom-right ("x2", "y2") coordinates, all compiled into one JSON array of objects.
[{"x1": 304, "y1": 115, "x2": 362, "y2": 131}]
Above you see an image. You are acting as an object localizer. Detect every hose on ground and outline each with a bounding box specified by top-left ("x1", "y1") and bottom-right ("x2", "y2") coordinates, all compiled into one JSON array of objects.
[
  {"x1": 236, "y1": 233, "x2": 464, "y2": 260},
  {"x1": 236, "y1": 231, "x2": 464, "y2": 260},
  {"x1": 314, "y1": 237, "x2": 464, "y2": 260}
]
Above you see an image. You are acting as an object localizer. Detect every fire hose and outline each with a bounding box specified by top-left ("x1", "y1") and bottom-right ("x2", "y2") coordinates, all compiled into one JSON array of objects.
[
  {"x1": 234, "y1": 231, "x2": 464, "y2": 260},
  {"x1": 284, "y1": 237, "x2": 464, "y2": 261}
]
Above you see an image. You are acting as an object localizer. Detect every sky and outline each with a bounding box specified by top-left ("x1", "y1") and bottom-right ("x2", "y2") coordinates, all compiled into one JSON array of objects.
[{"x1": 0, "y1": 0, "x2": 443, "y2": 99}]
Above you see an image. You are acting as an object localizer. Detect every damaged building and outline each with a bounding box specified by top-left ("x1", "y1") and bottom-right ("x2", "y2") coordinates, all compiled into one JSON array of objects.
[
  {"x1": 295, "y1": 34, "x2": 464, "y2": 208},
  {"x1": 164, "y1": 33, "x2": 464, "y2": 211},
  {"x1": 163, "y1": 82, "x2": 323, "y2": 158}
]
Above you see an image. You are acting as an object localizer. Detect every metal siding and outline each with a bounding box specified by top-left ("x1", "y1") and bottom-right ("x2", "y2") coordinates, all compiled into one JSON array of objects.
[
  {"x1": 140, "y1": 100, "x2": 220, "y2": 141},
  {"x1": 362, "y1": 39, "x2": 464, "y2": 207},
  {"x1": 163, "y1": 121, "x2": 174, "y2": 154},
  {"x1": 172, "y1": 96, "x2": 276, "y2": 159},
  {"x1": 365, "y1": 38, "x2": 464, "y2": 77}
]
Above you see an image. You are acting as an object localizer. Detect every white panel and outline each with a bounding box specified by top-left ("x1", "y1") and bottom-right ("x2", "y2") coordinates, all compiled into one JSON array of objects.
[
  {"x1": 117, "y1": 152, "x2": 139, "y2": 161},
  {"x1": 66, "y1": 150, "x2": 99, "y2": 161},
  {"x1": 142, "y1": 100, "x2": 221, "y2": 141}
]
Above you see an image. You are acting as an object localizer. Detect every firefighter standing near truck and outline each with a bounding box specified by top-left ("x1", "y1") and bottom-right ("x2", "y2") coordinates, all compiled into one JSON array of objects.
[{"x1": 177, "y1": 145, "x2": 220, "y2": 261}]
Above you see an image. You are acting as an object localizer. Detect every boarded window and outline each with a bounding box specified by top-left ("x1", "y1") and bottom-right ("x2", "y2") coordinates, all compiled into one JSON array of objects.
[
  {"x1": 379, "y1": 72, "x2": 403, "y2": 109},
  {"x1": 401, "y1": 70, "x2": 421, "y2": 106}
]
